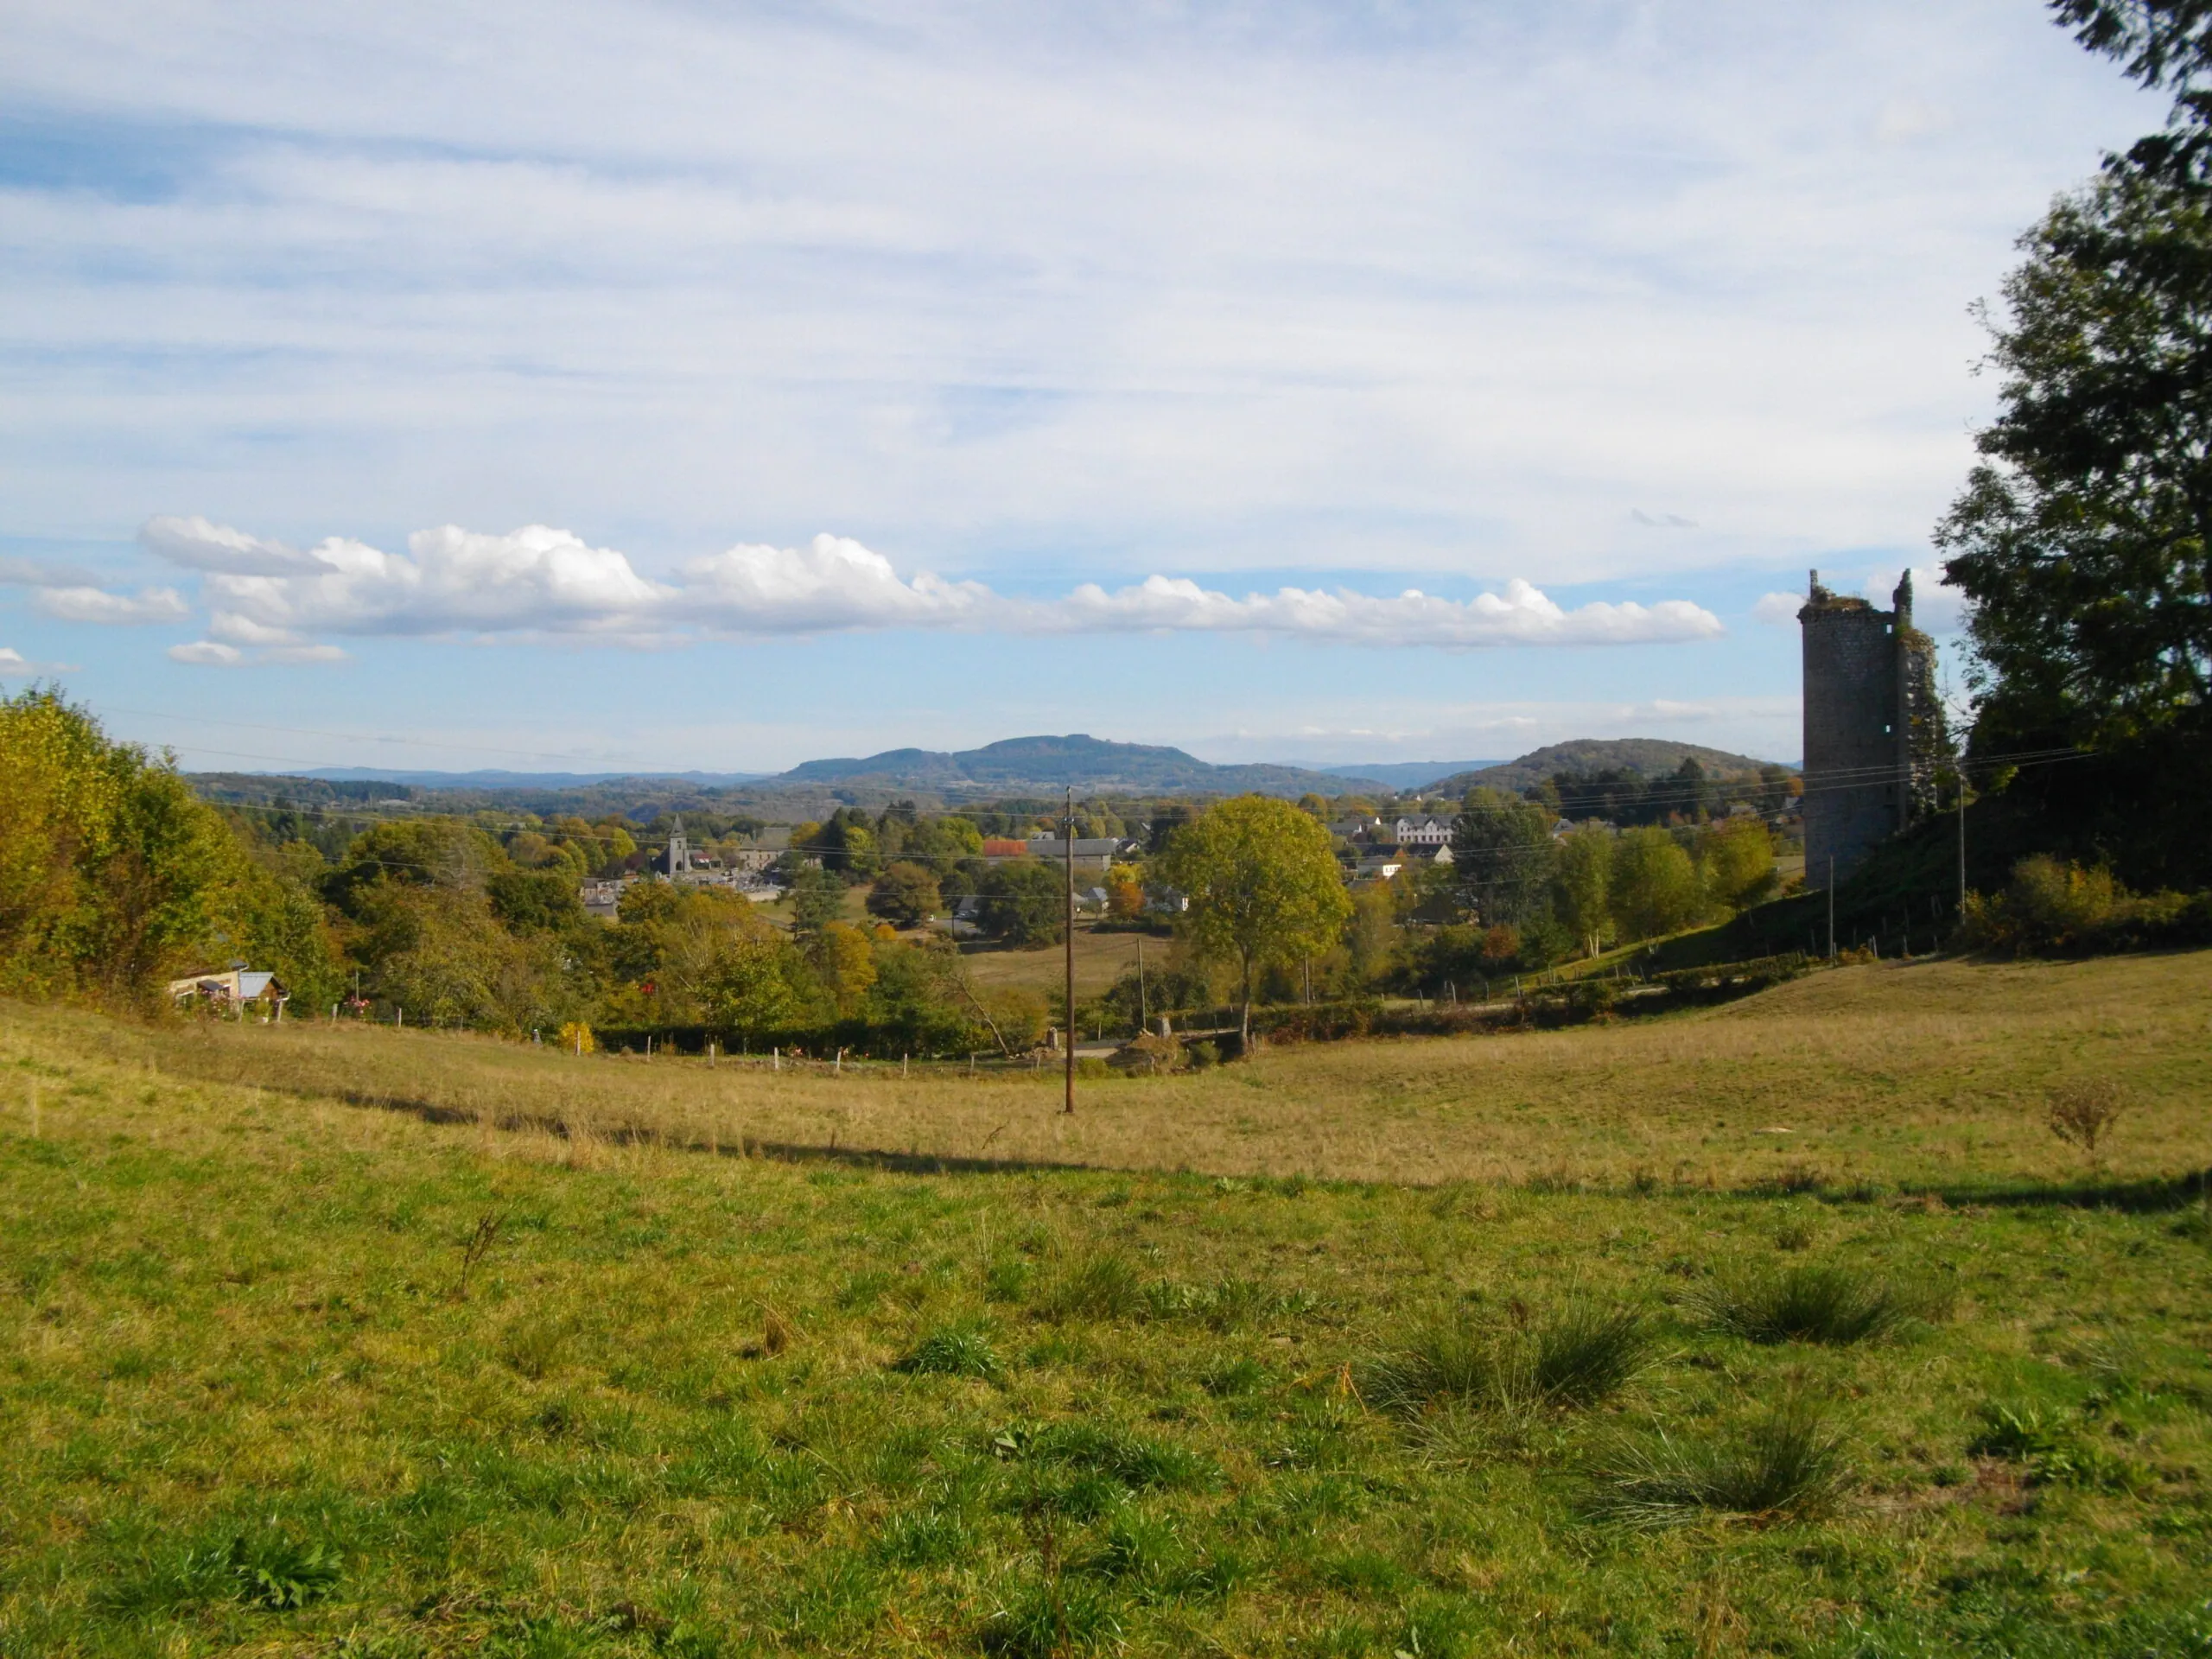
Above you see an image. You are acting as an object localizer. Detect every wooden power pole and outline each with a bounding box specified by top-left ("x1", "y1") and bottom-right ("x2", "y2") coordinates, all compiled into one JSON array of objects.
[{"x1": 1064, "y1": 785, "x2": 1077, "y2": 1116}]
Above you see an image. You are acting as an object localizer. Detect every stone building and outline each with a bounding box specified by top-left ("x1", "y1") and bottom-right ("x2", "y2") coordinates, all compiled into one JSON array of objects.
[{"x1": 1799, "y1": 569, "x2": 1947, "y2": 882}]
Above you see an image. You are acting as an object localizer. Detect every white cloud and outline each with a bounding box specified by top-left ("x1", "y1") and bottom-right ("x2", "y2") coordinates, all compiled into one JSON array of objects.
[
  {"x1": 203, "y1": 523, "x2": 674, "y2": 639},
  {"x1": 141, "y1": 514, "x2": 339, "y2": 575},
  {"x1": 170, "y1": 518, "x2": 1723, "y2": 650},
  {"x1": 32, "y1": 586, "x2": 192, "y2": 624},
  {"x1": 0, "y1": 645, "x2": 73, "y2": 675},
  {"x1": 167, "y1": 640, "x2": 244, "y2": 665},
  {"x1": 1752, "y1": 591, "x2": 1804, "y2": 626},
  {"x1": 1046, "y1": 575, "x2": 1721, "y2": 647},
  {"x1": 680, "y1": 535, "x2": 994, "y2": 632}
]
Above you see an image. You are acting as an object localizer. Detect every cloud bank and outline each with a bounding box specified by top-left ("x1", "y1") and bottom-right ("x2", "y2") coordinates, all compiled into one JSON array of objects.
[{"x1": 128, "y1": 516, "x2": 1724, "y2": 656}]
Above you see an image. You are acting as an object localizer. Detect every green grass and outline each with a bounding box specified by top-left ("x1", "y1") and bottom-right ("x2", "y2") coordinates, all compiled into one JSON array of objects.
[{"x1": 3, "y1": 973, "x2": 2212, "y2": 1656}]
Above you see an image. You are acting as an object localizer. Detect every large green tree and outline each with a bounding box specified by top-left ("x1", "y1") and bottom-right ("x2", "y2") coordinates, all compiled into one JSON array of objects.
[
  {"x1": 1160, "y1": 795, "x2": 1351, "y2": 1046},
  {"x1": 1450, "y1": 788, "x2": 1557, "y2": 927},
  {"x1": 1935, "y1": 165, "x2": 2212, "y2": 743},
  {"x1": 976, "y1": 858, "x2": 1065, "y2": 948},
  {"x1": 1936, "y1": 3, "x2": 2212, "y2": 748}
]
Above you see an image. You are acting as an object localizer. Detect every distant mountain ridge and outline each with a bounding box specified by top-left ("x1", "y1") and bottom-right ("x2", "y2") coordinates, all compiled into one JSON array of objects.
[
  {"x1": 1318, "y1": 760, "x2": 1503, "y2": 791},
  {"x1": 776, "y1": 734, "x2": 1382, "y2": 797},
  {"x1": 1426, "y1": 739, "x2": 1784, "y2": 798},
  {"x1": 296, "y1": 767, "x2": 770, "y2": 787}
]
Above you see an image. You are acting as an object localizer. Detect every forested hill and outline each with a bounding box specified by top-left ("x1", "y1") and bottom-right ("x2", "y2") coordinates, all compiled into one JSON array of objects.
[
  {"x1": 1427, "y1": 739, "x2": 1785, "y2": 797},
  {"x1": 774, "y1": 734, "x2": 1381, "y2": 797}
]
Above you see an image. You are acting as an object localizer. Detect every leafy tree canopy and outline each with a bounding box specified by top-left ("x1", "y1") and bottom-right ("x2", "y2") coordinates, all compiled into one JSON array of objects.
[{"x1": 1160, "y1": 795, "x2": 1351, "y2": 1044}]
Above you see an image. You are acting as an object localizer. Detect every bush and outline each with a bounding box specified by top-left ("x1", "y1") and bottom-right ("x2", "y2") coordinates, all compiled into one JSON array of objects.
[
  {"x1": 1586, "y1": 1402, "x2": 1853, "y2": 1526},
  {"x1": 1694, "y1": 1262, "x2": 1948, "y2": 1345},
  {"x1": 1961, "y1": 855, "x2": 2209, "y2": 956}
]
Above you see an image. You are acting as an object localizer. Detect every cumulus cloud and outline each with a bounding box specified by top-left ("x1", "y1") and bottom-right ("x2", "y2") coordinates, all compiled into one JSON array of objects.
[
  {"x1": 1752, "y1": 591, "x2": 1804, "y2": 626},
  {"x1": 167, "y1": 640, "x2": 244, "y2": 665},
  {"x1": 141, "y1": 514, "x2": 340, "y2": 575},
  {"x1": 156, "y1": 518, "x2": 1726, "y2": 652},
  {"x1": 33, "y1": 585, "x2": 192, "y2": 624},
  {"x1": 202, "y1": 523, "x2": 675, "y2": 639},
  {"x1": 680, "y1": 535, "x2": 994, "y2": 632}
]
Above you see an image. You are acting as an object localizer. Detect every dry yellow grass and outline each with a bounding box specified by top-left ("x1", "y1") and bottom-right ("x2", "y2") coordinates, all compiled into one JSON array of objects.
[
  {"x1": 5, "y1": 949, "x2": 2205, "y2": 1191},
  {"x1": 957, "y1": 925, "x2": 1156, "y2": 1000}
]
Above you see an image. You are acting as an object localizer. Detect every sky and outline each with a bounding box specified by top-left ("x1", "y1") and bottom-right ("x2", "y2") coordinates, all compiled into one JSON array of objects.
[{"x1": 0, "y1": 0, "x2": 2166, "y2": 777}]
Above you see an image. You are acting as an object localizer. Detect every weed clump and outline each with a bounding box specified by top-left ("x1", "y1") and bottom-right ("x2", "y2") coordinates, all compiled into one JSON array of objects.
[
  {"x1": 980, "y1": 1574, "x2": 1124, "y2": 1657},
  {"x1": 1075, "y1": 1509, "x2": 1244, "y2": 1605},
  {"x1": 1694, "y1": 1262, "x2": 1948, "y2": 1345},
  {"x1": 1362, "y1": 1303, "x2": 1653, "y2": 1414},
  {"x1": 1968, "y1": 1401, "x2": 2137, "y2": 1490},
  {"x1": 1037, "y1": 1249, "x2": 1145, "y2": 1322},
  {"x1": 2046, "y1": 1078, "x2": 2129, "y2": 1161},
  {"x1": 896, "y1": 1325, "x2": 1001, "y2": 1380},
  {"x1": 1586, "y1": 1402, "x2": 1853, "y2": 1527}
]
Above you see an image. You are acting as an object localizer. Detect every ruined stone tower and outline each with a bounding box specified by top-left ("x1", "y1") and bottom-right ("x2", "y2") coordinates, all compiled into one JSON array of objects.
[{"x1": 1799, "y1": 570, "x2": 1946, "y2": 883}]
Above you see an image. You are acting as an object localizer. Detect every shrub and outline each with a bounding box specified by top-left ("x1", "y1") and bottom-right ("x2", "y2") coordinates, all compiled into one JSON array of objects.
[
  {"x1": 1961, "y1": 855, "x2": 2209, "y2": 956},
  {"x1": 896, "y1": 1325, "x2": 1001, "y2": 1380},
  {"x1": 2046, "y1": 1077, "x2": 2128, "y2": 1160},
  {"x1": 1694, "y1": 1262, "x2": 1947, "y2": 1345},
  {"x1": 1586, "y1": 1402, "x2": 1853, "y2": 1526}
]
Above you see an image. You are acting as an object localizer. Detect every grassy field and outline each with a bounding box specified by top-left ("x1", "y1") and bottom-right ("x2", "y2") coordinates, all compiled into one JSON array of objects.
[
  {"x1": 958, "y1": 929, "x2": 1159, "y2": 1004},
  {"x1": 2, "y1": 953, "x2": 2209, "y2": 1656}
]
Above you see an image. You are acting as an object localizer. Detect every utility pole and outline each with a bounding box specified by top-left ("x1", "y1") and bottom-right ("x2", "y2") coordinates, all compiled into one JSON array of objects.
[
  {"x1": 1827, "y1": 856, "x2": 1835, "y2": 959},
  {"x1": 1064, "y1": 784, "x2": 1076, "y2": 1116},
  {"x1": 1136, "y1": 934, "x2": 1147, "y2": 1028}
]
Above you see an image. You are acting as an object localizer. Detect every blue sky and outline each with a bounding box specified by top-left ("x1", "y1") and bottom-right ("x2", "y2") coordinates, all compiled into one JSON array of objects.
[{"x1": 0, "y1": 1, "x2": 2164, "y2": 774}]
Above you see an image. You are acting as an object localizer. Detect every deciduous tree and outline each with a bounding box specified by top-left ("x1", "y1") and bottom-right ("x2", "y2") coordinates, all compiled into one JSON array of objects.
[{"x1": 1160, "y1": 795, "x2": 1351, "y2": 1047}]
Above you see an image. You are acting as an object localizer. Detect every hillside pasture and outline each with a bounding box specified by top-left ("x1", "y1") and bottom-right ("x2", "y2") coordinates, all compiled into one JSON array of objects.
[
  {"x1": 21, "y1": 950, "x2": 2209, "y2": 1196},
  {"x1": 1, "y1": 954, "x2": 2209, "y2": 1656}
]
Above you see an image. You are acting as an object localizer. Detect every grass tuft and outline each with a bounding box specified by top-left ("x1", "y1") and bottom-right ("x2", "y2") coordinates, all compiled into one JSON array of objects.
[
  {"x1": 981, "y1": 1574, "x2": 1126, "y2": 1656},
  {"x1": 1693, "y1": 1262, "x2": 1949, "y2": 1345},
  {"x1": 1037, "y1": 1249, "x2": 1145, "y2": 1322},
  {"x1": 1586, "y1": 1402, "x2": 1853, "y2": 1527},
  {"x1": 895, "y1": 1324, "x2": 1001, "y2": 1379},
  {"x1": 1362, "y1": 1302, "x2": 1653, "y2": 1414}
]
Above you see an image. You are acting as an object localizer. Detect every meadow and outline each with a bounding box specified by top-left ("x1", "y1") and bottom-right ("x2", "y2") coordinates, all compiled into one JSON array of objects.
[{"x1": 2, "y1": 950, "x2": 2209, "y2": 1656}]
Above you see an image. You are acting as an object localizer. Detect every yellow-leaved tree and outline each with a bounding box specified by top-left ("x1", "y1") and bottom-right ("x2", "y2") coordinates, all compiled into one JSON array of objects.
[{"x1": 1160, "y1": 795, "x2": 1351, "y2": 1048}]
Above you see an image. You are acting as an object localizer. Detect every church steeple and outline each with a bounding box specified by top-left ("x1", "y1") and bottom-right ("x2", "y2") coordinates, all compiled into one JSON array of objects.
[{"x1": 664, "y1": 816, "x2": 690, "y2": 876}]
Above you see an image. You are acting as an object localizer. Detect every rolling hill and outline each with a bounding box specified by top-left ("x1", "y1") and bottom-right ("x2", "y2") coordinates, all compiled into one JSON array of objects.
[
  {"x1": 1424, "y1": 739, "x2": 1785, "y2": 798},
  {"x1": 773, "y1": 734, "x2": 1383, "y2": 797}
]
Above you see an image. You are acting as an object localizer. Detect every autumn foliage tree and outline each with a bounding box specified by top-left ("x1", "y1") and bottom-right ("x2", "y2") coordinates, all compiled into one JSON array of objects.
[{"x1": 1160, "y1": 795, "x2": 1351, "y2": 1047}]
